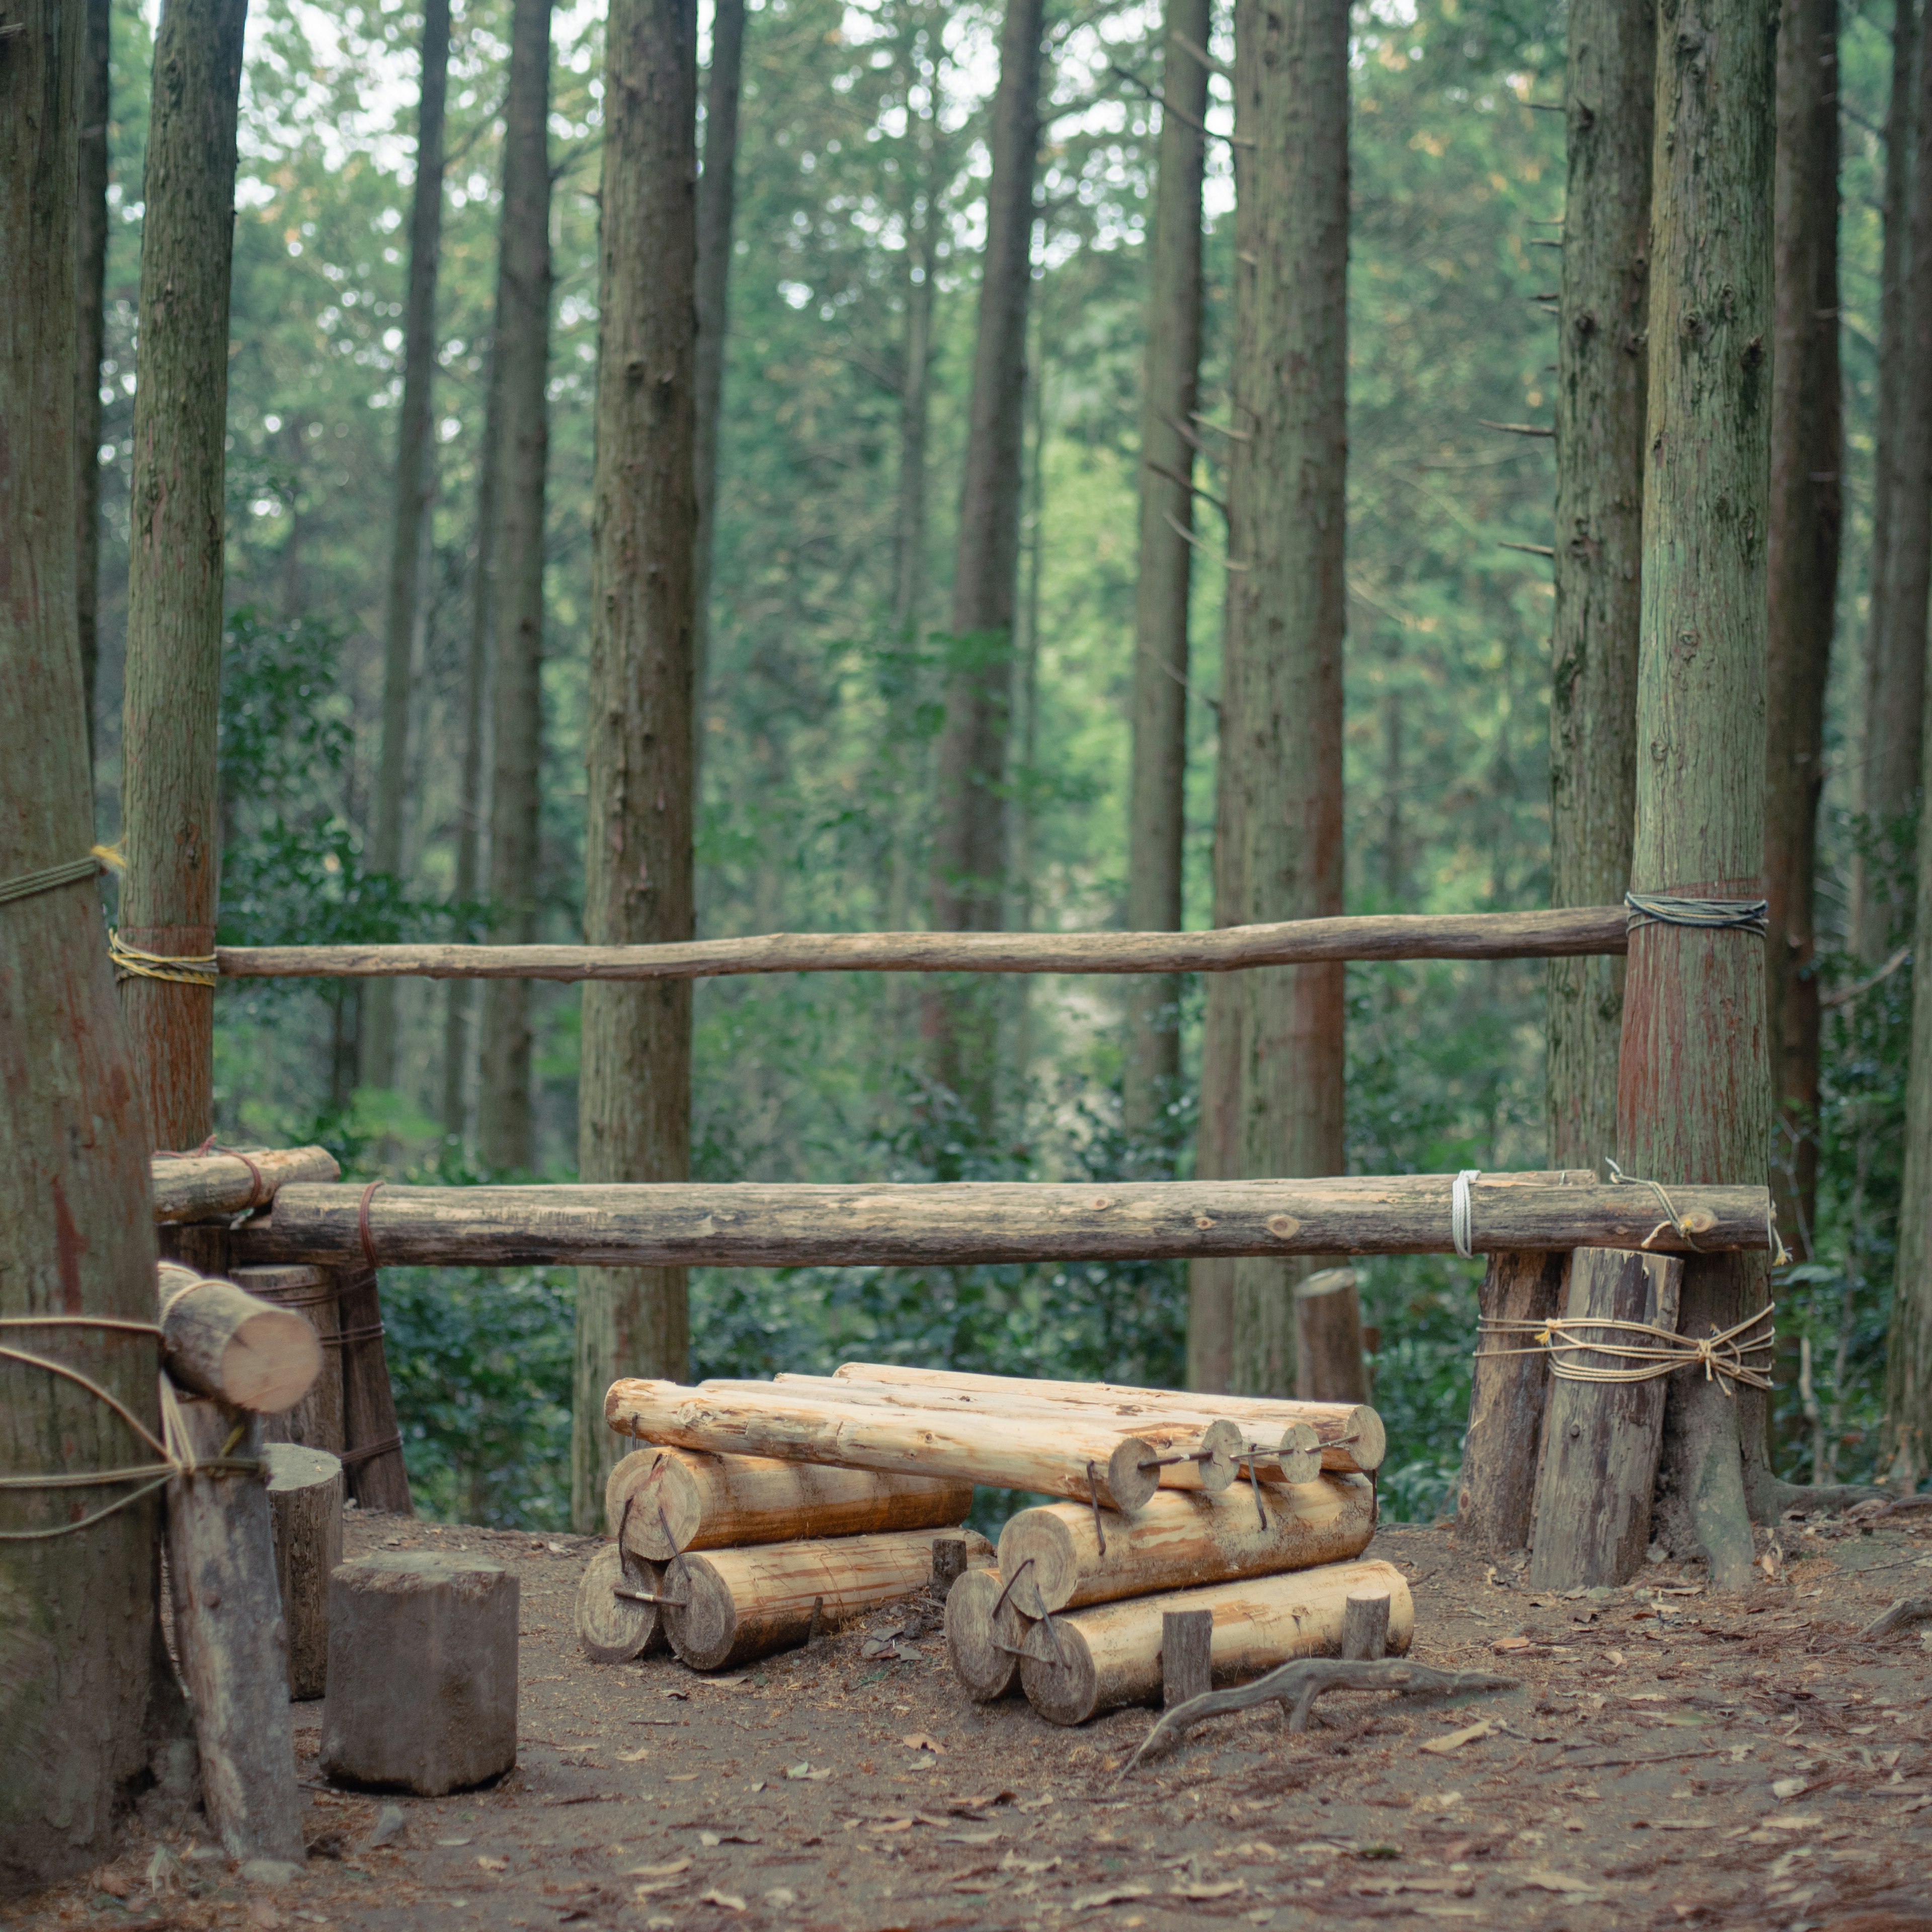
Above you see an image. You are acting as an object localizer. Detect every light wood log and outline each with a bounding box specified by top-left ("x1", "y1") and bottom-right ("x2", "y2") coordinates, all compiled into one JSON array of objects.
[
  {"x1": 1526, "y1": 1249, "x2": 1683, "y2": 1589},
  {"x1": 165, "y1": 1396, "x2": 304, "y2": 1858},
  {"x1": 240, "y1": 1265, "x2": 345, "y2": 1455},
  {"x1": 604, "y1": 1445, "x2": 972, "y2": 1557},
  {"x1": 604, "y1": 1380, "x2": 1174, "y2": 1512},
  {"x1": 944, "y1": 1566, "x2": 1026, "y2": 1702},
  {"x1": 1457, "y1": 1247, "x2": 1571, "y2": 1552},
  {"x1": 231, "y1": 1175, "x2": 1774, "y2": 1271},
  {"x1": 333, "y1": 1266, "x2": 412, "y2": 1514},
  {"x1": 832, "y1": 1363, "x2": 1391, "y2": 1477},
  {"x1": 663, "y1": 1527, "x2": 992, "y2": 1672},
  {"x1": 264, "y1": 1441, "x2": 343, "y2": 1700},
  {"x1": 1017, "y1": 1557, "x2": 1414, "y2": 1726},
  {"x1": 214, "y1": 906, "x2": 1630, "y2": 983},
  {"x1": 1341, "y1": 1589, "x2": 1391, "y2": 1661},
  {"x1": 763, "y1": 1374, "x2": 1320, "y2": 1487},
  {"x1": 156, "y1": 1260, "x2": 323, "y2": 1414},
  {"x1": 1293, "y1": 1268, "x2": 1369, "y2": 1403},
  {"x1": 575, "y1": 1541, "x2": 669, "y2": 1664},
  {"x1": 996, "y1": 1472, "x2": 1377, "y2": 1614},
  {"x1": 1162, "y1": 1608, "x2": 1213, "y2": 1708},
  {"x1": 151, "y1": 1144, "x2": 341, "y2": 1221}
]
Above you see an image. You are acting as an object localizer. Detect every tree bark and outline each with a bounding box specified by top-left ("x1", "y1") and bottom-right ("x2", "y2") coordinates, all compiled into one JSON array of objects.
[
  {"x1": 477, "y1": 0, "x2": 553, "y2": 1173},
  {"x1": 576, "y1": 0, "x2": 699, "y2": 1533},
  {"x1": 924, "y1": 0, "x2": 1044, "y2": 1123},
  {"x1": 75, "y1": 0, "x2": 110, "y2": 767},
  {"x1": 442, "y1": 348, "x2": 502, "y2": 1137},
  {"x1": 0, "y1": 5, "x2": 163, "y2": 1880},
  {"x1": 1618, "y1": 0, "x2": 1778, "y2": 1589},
  {"x1": 1123, "y1": 0, "x2": 1211, "y2": 1150},
  {"x1": 119, "y1": 0, "x2": 249, "y2": 1152},
  {"x1": 1224, "y1": 0, "x2": 1350, "y2": 1396},
  {"x1": 1853, "y1": 0, "x2": 1930, "y2": 959},
  {"x1": 691, "y1": 0, "x2": 745, "y2": 771},
  {"x1": 363, "y1": 0, "x2": 453, "y2": 1096},
  {"x1": 1547, "y1": 0, "x2": 1653, "y2": 1171},
  {"x1": 1763, "y1": 0, "x2": 1842, "y2": 1254}
]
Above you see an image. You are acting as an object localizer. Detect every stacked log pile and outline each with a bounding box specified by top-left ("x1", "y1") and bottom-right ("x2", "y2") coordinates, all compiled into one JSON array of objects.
[{"x1": 585, "y1": 1366, "x2": 1406, "y2": 1717}]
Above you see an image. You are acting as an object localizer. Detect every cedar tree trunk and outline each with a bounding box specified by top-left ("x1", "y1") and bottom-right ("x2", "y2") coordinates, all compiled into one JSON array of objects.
[
  {"x1": 75, "y1": 0, "x2": 110, "y2": 765},
  {"x1": 575, "y1": 0, "x2": 699, "y2": 1531}
]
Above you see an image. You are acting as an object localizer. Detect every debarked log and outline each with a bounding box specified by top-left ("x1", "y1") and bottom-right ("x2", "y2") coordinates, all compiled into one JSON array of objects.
[
  {"x1": 230, "y1": 1175, "x2": 1773, "y2": 1272},
  {"x1": 1017, "y1": 1556, "x2": 1414, "y2": 1726},
  {"x1": 663, "y1": 1527, "x2": 991, "y2": 1671},
  {"x1": 214, "y1": 905, "x2": 1630, "y2": 983},
  {"x1": 604, "y1": 1444, "x2": 972, "y2": 1557},
  {"x1": 995, "y1": 1473, "x2": 1377, "y2": 1614},
  {"x1": 157, "y1": 1259, "x2": 323, "y2": 1414},
  {"x1": 603, "y1": 1380, "x2": 1185, "y2": 1512},
  {"x1": 151, "y1": 1144, "x2": 341, "y2": 1222}
]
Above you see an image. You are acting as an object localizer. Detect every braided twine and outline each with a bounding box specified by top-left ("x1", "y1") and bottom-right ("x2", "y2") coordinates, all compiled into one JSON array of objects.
[{"x1": 1475, "y1": 1302, "x2": 1776, "y2": 1399}]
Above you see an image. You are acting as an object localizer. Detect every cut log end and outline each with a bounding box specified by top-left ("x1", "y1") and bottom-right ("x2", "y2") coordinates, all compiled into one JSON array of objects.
[
  {"x1": 575, "y1": 1542, "x2": 668, "y2": 1665},
  {"x1": 1106, "y1": 1436, "x2": 1159, "y2": 1512},
  {"x1": 1018, "y1": 1622, "x2": 1101, "y2": 1726},
  {"x1": 944, "y1": 1566, "x2": 1024, "y2": 1702},
  {"x1": 605, "y1": 1448, "x2": 704, "y2": 1557},
  {"x1": 224, "y1": 1307, "x2": 327, "y2": 1413},
  {"x1": 664, "y1": 1554, "x2": 745, "y2": 1672}
]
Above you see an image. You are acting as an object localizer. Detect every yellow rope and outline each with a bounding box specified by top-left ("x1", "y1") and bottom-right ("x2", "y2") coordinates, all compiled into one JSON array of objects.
[
  {"x1": 109, "y1": 930, "x2": 220, "y2": 987},
  {"x1": 1475, "y1": 1303, "x2": 1777, "y2": 1398}
]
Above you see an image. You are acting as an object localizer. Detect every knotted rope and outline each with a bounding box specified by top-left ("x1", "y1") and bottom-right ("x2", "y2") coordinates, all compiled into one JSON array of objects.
[
  {"x1": 109, "y1": 930, "x2": 220, "y2": 987},
  {"x1": 1475, "y1": 1302, "x2": 1776, "y2": 1399},
  {"x1": 1624, "y1": 891, "x2": 1769, "y2": 937}
]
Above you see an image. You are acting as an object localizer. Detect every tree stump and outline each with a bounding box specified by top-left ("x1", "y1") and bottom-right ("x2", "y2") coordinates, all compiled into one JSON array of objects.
[
  {"x1": 1341, "y1": 1588, "x2": 1391, "y2": 1660},
  {"x1": 1527, "y1": 1249, "x2": 1683, "y2": 1589},
  {"x1": 264, "y1": 1442, "x2": 343, "y2": 1700},
  {"x1": 1161, "y1": 1608, "x2": 1213, "y2": 1707},
  {"x1": 237, "y1": 1265, "x2": 345, "y2": 1454},
  {"x1": 1294, "y1": 1268, "x2": 1370, "y2": 1402}
]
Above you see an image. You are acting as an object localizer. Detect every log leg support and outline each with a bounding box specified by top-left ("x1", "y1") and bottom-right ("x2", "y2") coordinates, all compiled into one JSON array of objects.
[
  {"x1": 334, "y1": 1267, "x2": 412, "y2": 1514},
  {"x1": 1457, "y1": 1248, "x2": 1569, "y2": 1552}
]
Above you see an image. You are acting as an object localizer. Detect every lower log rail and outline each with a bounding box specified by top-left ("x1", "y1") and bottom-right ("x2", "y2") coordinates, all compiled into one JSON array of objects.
[{"x1": 231, "y1": 1174, "x2": 1773, "y2": 1270}]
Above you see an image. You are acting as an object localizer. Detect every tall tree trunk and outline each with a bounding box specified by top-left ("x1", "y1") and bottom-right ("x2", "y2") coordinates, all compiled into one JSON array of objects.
[
  {"x1": 363, "y1": 0, "x2": 453, "y2": 1098},
  {"x1": 119, "y1": 0, "x2": 249, "y2": 1152},
  {"x1": 1764, "y1": 0, "x2": 1842, "y2": 1254},
  {"x1": 0, "y1": 0, "x2": 163, "y2": 1881},
  {"x1": 923, "y1": 0, "x2": 1044, "y2": 1126},
  {"x1": 1852, "y1": 0, "x2": 1924, "y2": 959},
  {"x1": 1618, "y1": 0, "x2": 1778, "y2": 1588},
  {"x1": 477, "y1": 0, "x2": 552, "y2": 1173},
  {"x1": 442, "y1": 350, "x2": 502, "y2": 1138},
  {"x1": 1547, "y1": 0, "x2": 1653, "y2": 1173},
  {"x1": 691, "y1": 0, "x2": 745, "y2": 779},
  {"x1": 575, "y1": 0, "x2": 699, "y2": 1532},
  {"x1": 891, "y1": 118, "x2": 935, "y2": 640},
  {"x1": 75, "y1": 0, "x2": 110, "y2": 771},
  {"x1": 1122, "y1": 0, "x2": 1211, "y2": 1155},
  {"x1": 1188, "y1": 7, "x2": 1261, "y2": 1397},
  {"x1": 1223, "y1": 0, "x2": 1349, "y2": 1397}
]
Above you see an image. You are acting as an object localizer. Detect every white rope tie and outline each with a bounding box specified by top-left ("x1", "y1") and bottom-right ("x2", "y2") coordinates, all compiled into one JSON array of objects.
[{"x1": 1452, "y1": 1169, "x2": 1481, "y2": 1259}]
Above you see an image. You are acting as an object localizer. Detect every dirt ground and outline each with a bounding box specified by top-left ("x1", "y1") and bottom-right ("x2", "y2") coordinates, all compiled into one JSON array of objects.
[{"x1": 12, "y1": 1501, "x2": 1932, "y2": 1932}]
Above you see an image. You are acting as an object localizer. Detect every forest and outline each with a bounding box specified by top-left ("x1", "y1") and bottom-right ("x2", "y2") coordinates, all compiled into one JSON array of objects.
[{"x1": 52, "y1": 0, "x2": 1931, "y2": 1532}]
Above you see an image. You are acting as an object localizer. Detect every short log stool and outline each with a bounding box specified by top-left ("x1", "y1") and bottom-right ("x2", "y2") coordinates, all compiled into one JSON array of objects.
[{"x1": 321, "y1": 1552, "x2": 518, "y2": 1795}]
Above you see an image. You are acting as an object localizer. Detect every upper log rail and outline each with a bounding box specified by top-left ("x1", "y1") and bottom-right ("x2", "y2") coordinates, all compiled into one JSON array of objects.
[
  {"x1": 214, "y1": 905, "x2": 1628, "y2": 983},
  {"x1": 151, "y1": 1145, "x2": 341, "y2": 1222},
  {"x1": 229, "y1": 1174, "x2": 1771, "y2": 1269}
]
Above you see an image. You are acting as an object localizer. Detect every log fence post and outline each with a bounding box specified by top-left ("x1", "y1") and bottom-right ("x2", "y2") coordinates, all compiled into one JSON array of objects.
[{"x1": 333, "y1": 1266, "x2": 413, "y2": 1514}]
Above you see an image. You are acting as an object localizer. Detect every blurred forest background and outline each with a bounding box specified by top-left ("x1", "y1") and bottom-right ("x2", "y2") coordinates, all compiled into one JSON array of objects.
[{"x1": 85, "y1": 0, "x2": 1908, "y2": 1527}]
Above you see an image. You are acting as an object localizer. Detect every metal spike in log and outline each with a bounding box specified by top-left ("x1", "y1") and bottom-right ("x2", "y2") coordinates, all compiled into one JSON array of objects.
[
  {"x1": 151, "y1": 1144, "x2": 341, "y2": 1222},
  {"x1": 575, "y1": 1542, "x2": 669, "y2": 1664}
]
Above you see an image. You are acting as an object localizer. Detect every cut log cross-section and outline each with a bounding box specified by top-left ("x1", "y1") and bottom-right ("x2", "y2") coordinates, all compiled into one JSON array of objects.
[
  {"x1": 575, "y1": 1541, "x2": 669, "y2": 1664},
  {"x1": 1018, "y1": 1557, "x2": 1415, "y2": 1726},
  {"x1": 603, "y1": 1444, "x2": 972, "y2": 1557},
  {"x1": 156, "y1": 1260, "x2": 323, "y2": 1414},
  {"x1": 604, "y1": 1380, "x2": 1192, "y2": 1512},
  {"x1": 944, "y1": 1566, "x2": 1028, "y2": 1703},
  {"x1": 996, "y1": 1472, "x2": 1377, "y2": 1614}
]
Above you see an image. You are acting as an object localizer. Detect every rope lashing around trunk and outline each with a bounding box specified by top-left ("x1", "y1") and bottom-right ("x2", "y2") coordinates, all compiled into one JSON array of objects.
[
  {"x1": 109, "y1": 930, "x2": 220, "y2": 986},
  {"x1": 0, "y1": 846, "x2": 120, "y2": 907},
  {"x1": 1624, "y1": 891, "x2": 1770, "y2": 937},
  {"x1": 1474, "y1": 1303, "x2": 1776, "y2": 1399},
  {"x1": 0, "y1": 1317, "x2": 260, "y2": 1541}
]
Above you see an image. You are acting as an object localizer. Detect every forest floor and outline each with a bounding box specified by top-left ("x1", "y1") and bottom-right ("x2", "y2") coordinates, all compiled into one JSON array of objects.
[{"x1": 12, "y1": 1504, "x2": 1932, "y2": 1932}]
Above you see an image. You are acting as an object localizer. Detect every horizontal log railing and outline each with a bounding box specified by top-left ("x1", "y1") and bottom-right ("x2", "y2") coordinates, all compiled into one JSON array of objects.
[
  {"x1": 228, "y1": 1174, "x2": 1770, "y2": 1271},
  {"x1": 214, "y1": 905, "x2": 1628, "y2": 983}
]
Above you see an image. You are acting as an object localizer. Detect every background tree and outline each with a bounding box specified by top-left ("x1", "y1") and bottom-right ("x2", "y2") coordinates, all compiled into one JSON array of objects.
[
  {"x1": 118, "y1": 0, "x2": 250, "y2": 1150},
  {"x1": 75, "y1": 0, "x2": 112, "y2": 765},
  {"x1": 363, "y1": 0, "x2": 453, "y2": 1097},
  {"x1": 575, "y1": 0, "x2": 701, "y2": 1530},
  {"x1": 924, "y1": 0, "x2": 1046, "y2": 1124},
  {"x1": 477, "y1": 0, "x2": 553, "y2": 1173},
  {"x1": 1122, "y1": 0, "x2": 1211, "y2": 1155},
  {"x1": 1546, "y1": 0, "x2": 1653, "y2": 1173},
  {"x1": 0, "y1": 0, "x2": 163, "y2": 1880}
]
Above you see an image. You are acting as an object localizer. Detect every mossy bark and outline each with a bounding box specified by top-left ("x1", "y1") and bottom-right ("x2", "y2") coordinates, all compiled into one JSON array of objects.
[
  {"x1": 1617, "y1": 0, "x2": 1778, "y2": 1588},
  {"x1": 119, "y1": 0, "x2": 249, "y2": 1151},
  {"x1": 477, "y1": 0, "x2": 553, "y2": 1173},
  {"x1": 575, "y1": 0, "x2": 699, "y2": 1532},
  {"x1": 1123, "y1": 0, "x2": 1210, "y2": 1153},
  {"x1": 0, "y1": 0, "x2": 163, "y2": 1881},
  {"x1": 1547, "y1": 0, "x2": 1653, "y2": 1173}
]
